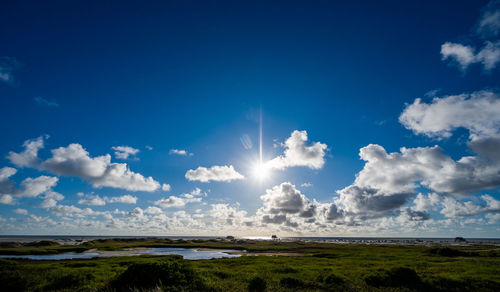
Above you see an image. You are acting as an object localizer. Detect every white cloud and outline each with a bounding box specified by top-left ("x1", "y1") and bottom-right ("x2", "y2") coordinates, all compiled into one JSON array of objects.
[
  {"x1": 257, "y1": 182, "x2": 318, "y2": 228},
  {"x1": 301, "y1": 182, "x2": 312, "y2": 187},
  {"x1": 412, "y1": 193, "x2": 441, "y2": 212},
  {"x1": 440, "y1": 195, "x2": 500, "y2": 217},
  {"x1": 477, "y1": 0, "x2": 500, "y2": 38},
  {"x1": 39, "y1": 190, "x2": 65, "y2": 209},
  {"x1": 267, "y1": 130, "x2": 327, "y2": 170},
  {"x1": 51, "y1": 205, "x2": 96, "y2": 218},
  {"x1": 111, "y1": 146, "x2": 139, "y2": 160},
  {"x1": 128, "y1": 207, "x2": 145, "y2": 218},
  {"x1": 399, "y1": 90, "x2": 500, "y2": 140},
  {"x1": 7, "y1": 137, "x2": 161, "y2": 192},
  {"x1": 154, "y1": 188, "x2": 203, "y2": 208},
  {"x1": 476, "y1": 41, "x2": 500, "y2": 70},
  {"x1": 6, "y1": 136, "x2": 45, "y2": 168},
  {"x1": 441, "y1": 1, "x2": 500, "y2": 71},
  {"x1": 78, "y1": 195, "x2": 106, "y2": 206},
  {"x1": 169, "y1": 149, "x2": 193, "y2": 156},
  {"x1": 40, "y1": 198, "x2": 58, "y2": 209},
  {"x1": 162, "y1": 184, "x2": 171, "y2": 191},
  {"x1": 0, "y1": 166, "x2": 59, "y2": 205},
  {"x1": 0, "y1": 195, "x2": 14, "y2": 205},
  {"x1": 144, "y1": 206, "x2": 163, "y2": 215},
  {"x1": 104, "y1": 195, "x2": 138, "y2": 204},
  {"x1": 18, "y1": 176, "x2": 58, "y2": 198},
  {"x1": 185, "y1": 165, "x2": 244, "y2": 182},
  {"x1": 13, "y1": 208, "x2": 28, "y2": 215},
  {"x1": 440, "y1": 42, "x2": 476, "y2": 70},
  {"x1": 208, "y1": 204, "x2": 249, "y2": 226}
]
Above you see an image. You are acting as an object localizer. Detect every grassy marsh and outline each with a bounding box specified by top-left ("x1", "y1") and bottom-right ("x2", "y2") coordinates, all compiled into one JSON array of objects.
[{"x1": 0, "y1": 238, "x2": 499, "y2": 291}]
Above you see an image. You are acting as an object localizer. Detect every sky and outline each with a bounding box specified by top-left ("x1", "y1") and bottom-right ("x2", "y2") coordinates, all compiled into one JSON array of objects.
[{"x1": 1, "y1": 0, "x2": 500, "y2": 237}]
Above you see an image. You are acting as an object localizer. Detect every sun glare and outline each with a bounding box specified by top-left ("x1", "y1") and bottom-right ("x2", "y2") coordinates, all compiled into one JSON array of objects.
[{"x1": 253, "y1": 161, "x2": 271, "y2": 181}]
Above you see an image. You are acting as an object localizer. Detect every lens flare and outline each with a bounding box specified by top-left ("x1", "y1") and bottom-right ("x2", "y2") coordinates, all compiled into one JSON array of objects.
[{"x1": 240, "y1": 134, "x2": 253, "y2": 150}]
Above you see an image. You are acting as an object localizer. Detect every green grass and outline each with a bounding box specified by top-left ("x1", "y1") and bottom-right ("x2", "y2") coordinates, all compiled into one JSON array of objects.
[{"x1": 0, "y1": 238, "x2": 499, "y2": 291}]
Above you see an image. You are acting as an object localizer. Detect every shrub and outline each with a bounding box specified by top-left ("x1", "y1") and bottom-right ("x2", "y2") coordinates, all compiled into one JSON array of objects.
[
  {"x1": 428, "y1": 247, "x2": 477, "y2": 257},
  {"x1": 323, "y1": 273, "x2": 346, "y2": 286},
  {"x1": 45, "y1": 273, "x2": 94, "y2": 290},
  {"x1": 248, "y1": 276, "x2": 266, "y2": 292},
  {"x1": 0, "y1": 263, "x2": 27, "y2": 291},
  {"x1": 273, "y1": 266, "x2": 297, "y2": 273},
  {"x1": 109, "y1": 260, "x2": 207, "y2": 291},
  {"x1": 280, "y1": 277, "x2": 304, "y2": 289},
  {"x1": 365, "y1": 267, "x2": 422, "y2": 289}
]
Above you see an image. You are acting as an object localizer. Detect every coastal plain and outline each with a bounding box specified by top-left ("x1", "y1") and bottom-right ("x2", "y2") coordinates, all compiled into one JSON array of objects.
[{"x1": 0, "y1": 238, "x2": 499, "y2": 291}]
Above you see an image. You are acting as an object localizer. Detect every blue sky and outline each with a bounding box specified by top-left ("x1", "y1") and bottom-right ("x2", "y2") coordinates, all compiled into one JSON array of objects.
[{"x1": 1, "y1": 0, "x2": 500, "y2": 237}]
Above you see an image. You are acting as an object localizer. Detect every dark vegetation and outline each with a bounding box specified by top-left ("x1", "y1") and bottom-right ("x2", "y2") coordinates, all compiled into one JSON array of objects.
[{"x1": 0, "y1": 238, "x2": 499, "y2": 291}]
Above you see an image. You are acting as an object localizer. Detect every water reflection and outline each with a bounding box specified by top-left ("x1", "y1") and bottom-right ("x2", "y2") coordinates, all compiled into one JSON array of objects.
[{"x1": 0, "y1": 248, "x2": 240, "y2": 260}]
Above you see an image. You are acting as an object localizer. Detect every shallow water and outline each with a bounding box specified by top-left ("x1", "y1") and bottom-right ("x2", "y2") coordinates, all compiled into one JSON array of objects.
[{"x1": 0, "y1": 247, "x2": 240, "y2": 260}]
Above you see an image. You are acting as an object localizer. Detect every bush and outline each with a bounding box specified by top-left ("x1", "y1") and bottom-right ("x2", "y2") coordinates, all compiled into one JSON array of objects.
[
  {"x1": 280, "y1": 277, "x2": 304, "y2": 289},
  {"x1": 45, "y1": 273, "x2": 94, "y2": 290},
  {"x1": 0, "y1": 264, "x2": 27, "y2": 291},
  {"x1": 273, "y1": 266, "x2": 297, "y2": 273},
  {"x1": 248, "y1": 276, "x2": 266, "y2": 292},
  {"x1": 428, "y1": 247, "x2": 477, "y2": 257},
  {"x1": 323, "y1": 273, "x2": 346, "y2": 286},
  {"x1": 109, "y1": 260, "x2": 207, "y2": 291},
  {"x1": 365, "y1": 267, "x2": 422, "y2": 289}
]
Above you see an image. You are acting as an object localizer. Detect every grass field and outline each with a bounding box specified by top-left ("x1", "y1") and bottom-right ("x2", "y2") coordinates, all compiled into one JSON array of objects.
[{"x1": 0, "y1": 238, "x2": 499, "y2": 291}]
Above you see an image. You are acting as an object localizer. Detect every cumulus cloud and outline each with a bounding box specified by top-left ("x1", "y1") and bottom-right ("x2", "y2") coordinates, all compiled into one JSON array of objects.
[
  {"x1": 162, "y1": 184, "x2": 171, "y2": 191},
  {"x1": 257, "y1": 182, "x2": 319, "y2": 228},
  {"x1": 440, "y1": 42, "x2": 500, "y2": 71},
  {"x1": 267, "y1": 130, "x2": 327, "y2": 170},
  {"x1": 440, "y1": 42, "x2": 476, "y2": 70},
  {"x1": 104, "y1": 195, "x2": 138, "y2": 204},
  {"x1": 19, "y1": 176, "x2": 58, "y2": 198},
  {"x1": 208, "y1": 204, "x2": 249, "y2": 226},
  {"x1": 336, "y1": 185, "x2": 412, "y2": 218},
  {"x1": 412, "y1": 193, "x2": 500, "y2": 218},
  {"x1": 111, "y1": 146, "x2": 139, "y2": 160},
  {"x1": 13, "y1": 208, "x2": 28, "y2": 215},
  {"x1": 51, "y1": 205, "x2": 96, "y2": 218},
  {"x1": 6, "y1": 136, "x2": 45, "y2": 168},
  {"x1": 144, "y1": 206, "x2": 163, "y2": 215},
  {"x1": 0, "y1": 195, "x2": 14, "y2": 205},
  {"x1": 169, "y1": 149, "x2": 193, "y2": 156},
  {"x1": 7, "y1": 136, "x2": 161, "y2": 192},
  {"x1": 0, "y1": 166, "x2": 59, "y2": 204},
  {"x1": 441, "y1": 1, "x2": 500, "y2": 72},
  {"x1": 185, "y1": 165, "x2": 244, "y2": 182},
  {"x1": 155, "y1": 188, "x2": 204, "y2": 208},
  {"x1": 400, "y1": 90, "x2": 500, "y2": 140},
  {"x1": 78, "y1": 195, "x2": 106, "y2": 206}
]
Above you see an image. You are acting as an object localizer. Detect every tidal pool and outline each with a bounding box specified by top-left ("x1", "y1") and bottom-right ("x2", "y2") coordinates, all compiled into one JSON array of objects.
[{"x1": 0, "y1": 247, "x2": 241, "y2": 260}]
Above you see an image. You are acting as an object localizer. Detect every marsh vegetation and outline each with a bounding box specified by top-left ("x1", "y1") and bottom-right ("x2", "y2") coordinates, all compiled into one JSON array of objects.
[{"x1": 0, "y1": 238, "x2": 499, "y2": 291}]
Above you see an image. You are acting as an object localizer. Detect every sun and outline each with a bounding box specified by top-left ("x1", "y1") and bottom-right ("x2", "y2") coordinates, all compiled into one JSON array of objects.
[{"x1": 253, "y1": 161, "x2": 271, "y2": 181}]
